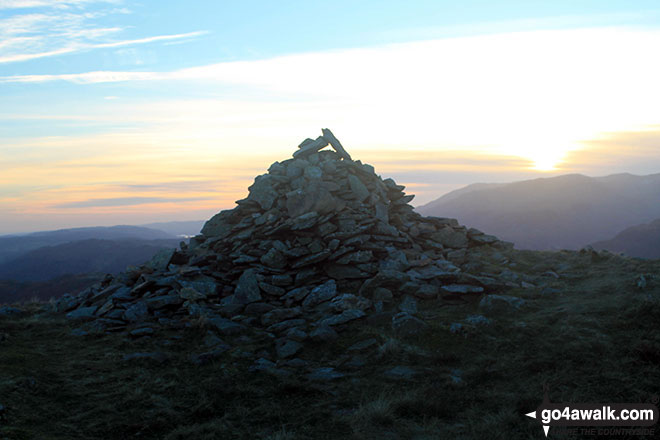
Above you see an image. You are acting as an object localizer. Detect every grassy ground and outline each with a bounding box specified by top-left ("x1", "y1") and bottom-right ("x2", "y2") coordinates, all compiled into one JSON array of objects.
[{"x1": 1, "y1": 250, "x2": 659, "y2": 439}]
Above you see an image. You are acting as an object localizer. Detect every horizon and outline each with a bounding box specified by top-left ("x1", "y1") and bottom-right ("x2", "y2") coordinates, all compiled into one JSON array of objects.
[{"x1": 3, "y1": 0, "x2": 660, "y2": 234}]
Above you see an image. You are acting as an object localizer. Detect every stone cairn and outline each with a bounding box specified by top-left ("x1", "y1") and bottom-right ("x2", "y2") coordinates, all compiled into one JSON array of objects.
[{"x1": 57, "y1": 129, "x2": 510, "y2": 359}]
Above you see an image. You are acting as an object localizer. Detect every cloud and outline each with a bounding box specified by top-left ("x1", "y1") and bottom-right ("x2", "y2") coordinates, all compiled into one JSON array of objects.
[
  {"x1": 54, "y1": 196, "x2": 211, "y2": 208},
  {"x1": 0, "y1": 30, "x2": 208, "y2": 64},
  {"x1": 0, "y1": 0, "x2": 119, "y2": 10}
]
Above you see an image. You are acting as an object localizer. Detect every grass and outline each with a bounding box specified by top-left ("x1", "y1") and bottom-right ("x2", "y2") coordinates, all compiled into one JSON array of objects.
[{"x1": 0, "y1": 249, "x2": 659, "y2": 439}]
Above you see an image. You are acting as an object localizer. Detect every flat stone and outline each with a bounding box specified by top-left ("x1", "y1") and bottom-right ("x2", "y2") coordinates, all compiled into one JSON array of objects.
[
  {"x1": 384, "y1": 366, "x2": 417, "y2": 380},
  {"x1": 321, "y1": 128, "x2": 352, "y2": 161},
  {"x1": 123, "y1": 352, "x2": 169, "y2": 364},
  {"x1": 293, "y1": 136, "x2": 328, "y2": 159},
  {"x1": 306, "y1": 367, "x2": 345, "y2": 381},
  {"x1": 234, "y1": 269, "x2": 262, "y2": 304},
  {"x1": 208, "y1": 317, "x2": 244, "y2": 335},
  {"x1": 190, "y1": 346, "x2": 230, "y2": 365},
  {"x1": 348, "y1": 175, "x2": 369, "y2": 202},
  {"x1": 129, "y1": 327, "x2": 154, "y2": 337},
  {"x1": 0, "y1": 306, "x2": 26, "y2": 317},
  {"x1": 479, "y1": 295, "x2": 526, "y2": 312},
  {"x1": 309, "y1": 325, "x2": 338, "y2": 342},
  {"x1": 66, "y1": 306, "x2": 98, "y2": 321},
  {"x1": 464, "y1": 314, "x2": 492, "y2": 326},
  {"x1": 319, "y1": 309, "x2": 365, "y2": 326},
  {"x1": 247, "y1": 174, "x2": 279, "y2": 210},
  {"x1": 123, "y1": 301, "x2": 149, "y2": 322},
  {"x1": 146, "y1": 248, "x2": 175, "y2": 271},
  {"x1": 146, "y1": 294, "x2": 183, "y2": 310},
  {"x1": 260, "y1": 248, "x2": 287, "y2": 269},
  {"x1": 277, "y1": 340, "x2": 303, "y2": 359},
  {"x1": 302, "y1": 280, "x2": 338, "y2": 308},
  {"x1": 267, "y1": 318, "x2": 306, "y2": 333},
  {"x1": 348, "y1": 338, "x2": 378, "y2": 351},
  {"x1": 392, "y1": 312, "x2": 429, "y2": 336},
  {"x1": 440, "y1": 284, "x2": 484, "y2": 294},
  {"x1": 261, "y1": 307, "x2": 302, "y2": 326},
  {"x1": 431, "y1": 226, "x2": 468, "y2": 249}
]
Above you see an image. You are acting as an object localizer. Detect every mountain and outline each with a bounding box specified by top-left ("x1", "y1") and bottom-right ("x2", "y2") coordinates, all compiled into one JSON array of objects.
[
  {"x1": 592, "y1": 218, "x2": 660, "y2": 258},
  {"x1": 0, "y1": 238, "x2": 180, "y2": 282},
  {"x1": 0, "y1": 273, "x2": 104, "y2": 304},
  {"x1": 416, "y1": 173, "x2": 660, "y2": 250},
  {"x1": 140, "y1": 220, "x2": 205, "y2": 237},
  {"x1": 0, "y1": 225, "x2": 176, "y2": 265}
]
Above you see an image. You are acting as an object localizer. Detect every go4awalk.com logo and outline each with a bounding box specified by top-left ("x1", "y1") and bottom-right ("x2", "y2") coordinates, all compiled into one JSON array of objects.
[{"x1": 525, "y1": 388, "x2": 659, "y2": 437}]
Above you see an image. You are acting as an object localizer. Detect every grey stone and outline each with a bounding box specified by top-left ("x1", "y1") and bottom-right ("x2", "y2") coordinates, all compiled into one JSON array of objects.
[
  {"x1": 302, "y1": 280, "x2": 338, "y2": 308},
  {"x1": 249, "y1": 358, "x2": 276, "y2": 372},
  {"x1": 398, "y1": 295, "x2": 418, "y2": 314},
  {"x1": 267, "y1": 318, "x2": 306, "y2": 333},
  {"x1": 431, "y1": 226, "x2": 468, "y2": 248},
  {"x1": 449, "y1": 323, "x2": 463, "y2": 334},
  {"x1": 258, "y1": 282, "x2": 286, "y2": 297},
  {"x1": 321, "y1": 128, "x2": 352, "y2": 161},
  {"x1": 190, "y1": 346, "x2": 230, "y2": 365},
  {"x1": 282, "y1": 287, "x2": 310, "y2": 303},
  {"x1": 440, "y1": 284, "x2": 484, "y2": 294},
  {"x1": 309, "y1": 325, "x2": 338, "y2": 342},
  {"x1": 123, "y1": 301, "x2": 149, "y2": 322},
  {"x1": 260, "y1": 248, "x2": 287, "y2": 269},
  {"x1": 479, "y1": 295, "x2": 526, "y2": 312},
  {"x1": 66, "y1": 306, "x2": 98, "y2": 321},
  {"x1": 146, "y1": 248, "x2": 175, "y2": 271},
  {"x1": 248, "y1": 174, "x2": 279, "y2": 210},
  {"x1": 271, "y1": 274, "x2": 294, "y2": 286},
  {"x1": 372, "y1": 287, "x2": 393, "y2": 302},
  {"x1": 244, "y1": 302, "x2": 276, "y2": 316},
  {"x1": 304, "y1": 165, "x2": 323, "y2": 180},
  {"x1": 348, "y1": 175, "x2": 369, "y2": 202},
  {"x1": 291, "y1": 211, "x2": 320, "y2": 230},
  {"x1": 293, "y1": 135, "x2": 328, "y2": 159},
  {"x1": 0, "y1": 306, "x2": 26, "y2": 317},
  {"x1": 319, "y1": 309, "x2": 365, "y2": 326},
  {"x1": 277, "y1": 339, "x2": 303, "y2": 358},
  {"x1": 129, "y1": 327, "x2": 154, "y2": 337},
  {"x1": 71, "y1": 328, "x2": 89, "y2": 336},
  {"x1": 306, "y1": 367, "x2": 345, "y2": 381},
  {"x1": 392, "y1": 312, "x2": 429, "y2": 336},
  {"x1": 146, "y1": 294, "x2": 183, "y2": 310},
  {"x1": 261, "y1": 307, "x2": 302, "y2": 326},
  {"x1": 286, "y1": 327, "x2": 308, "y2": 342},
  {"x1": 348, "y1": 338, "x2": 378, "y2": 351},
  {"x1": 384, "y1": 366, "x2": 417, "y2": 380},
  {"x1": 179, "y1": 287, "x2": 207, "y2": 301},
  {"x1": 123, "y1": 352, "x2": 169, "y2": 364},
  {"x1": 414, "y1": 284, "x2": 439, "y2": 299},
  {"x1": 464, "y1": 314, "x2": 492, "y2": 326},
  {"x1": 208, "y1": 317, "x2": 244, "y2": 335},
  {"x1": 234, "y1": 270, "x2": 262, "y2": 304}
]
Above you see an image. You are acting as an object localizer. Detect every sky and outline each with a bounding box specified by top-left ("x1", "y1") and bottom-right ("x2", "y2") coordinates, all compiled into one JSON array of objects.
[{"x1": 2, "y1": 0, "x2": 660, "y2": 234}]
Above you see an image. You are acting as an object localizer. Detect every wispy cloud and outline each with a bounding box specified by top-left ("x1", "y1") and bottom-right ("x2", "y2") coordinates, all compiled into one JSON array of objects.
[
  {"x1": 0, "y1": 0, "x2": 206, "y2": 64},
  {"x1": 54, "y1": 196, "x2": 211, "y2": 208},
  {"x1": 0, "y1": 0, "x2": 119, "y2": 10}
]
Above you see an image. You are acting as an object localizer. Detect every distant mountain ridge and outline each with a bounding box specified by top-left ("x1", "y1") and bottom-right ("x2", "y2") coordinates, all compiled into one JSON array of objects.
[
  {"x1": 0, "y1": 238, "x2": 181, "y2": 282},
  {"x1": 0, "y1": 225, "x2": 176, "y2": 265},
  {"x1": 416, "y1": 172, "x2": 660, "y2": 250},
  {"x1": 592, "y1": 218, "x2": 660, "y2": 259}
]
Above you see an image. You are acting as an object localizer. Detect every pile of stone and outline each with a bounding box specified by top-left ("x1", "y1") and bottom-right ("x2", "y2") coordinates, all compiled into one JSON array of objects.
[{"x1": 56, "y1": 129, "x2": 512, "y2": 359}]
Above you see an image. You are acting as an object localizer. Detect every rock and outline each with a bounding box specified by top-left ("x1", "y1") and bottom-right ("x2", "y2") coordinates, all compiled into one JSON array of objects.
[
  {"x1": 306, "y1": 367, "x2": 344, "y2": 381},
  {"x1": 414, "y1": 284, "x2": 439, "y2": 299},
  {"x1": 123, "y1": 301, "x2": 149, "y2": 322},
  {"x1": 123, "y1": 352, "x2": 169, "y2": 364},
  {"x1": 348, "y1": 175, "x2": 369, "y2": 202},
  {"x1": 322, "y1": 128, "x2": 352, "y2": 161},
  {"x1": 384, "y1": 366, "x2": 417, "y2": 380},
  {"x1": 249, "y1": 358, "x2": 276, "y2": 372},
  {"x1": 179, "y1": 287, "x2": 207, "y2": 301},
  {"x1": 260, "y1": 248, "x2": 287, "y2": 269},
  {"x1": 286, "y1": 327, "x2": 308, "y2": 342},
  {"x1": 319, "y1": 309, "x2": 365, "y2": 326},
  {"x1": 348, "y1": 338, "x2": 378, "y2": 351},
  {"x1": 247, "y1": 174, "x2": 279, "y2": 210},
  {"x1": 309, "y1": 325, "x2": 338, "y2": 342},
  {"x1": 71, "y1": 328, "x2": 89, "y2": 337},
  {"x1": 293, "y1": 135, "x2": 328, "y2": 159},
  {"x1": 440, "y1": 284, "x2": 484, "y2": 295},
  {"x1": 277, "y1": 339, "x2": 303, "y2": 358},
  {"x1": 302, "y1": 280, "x2": 338, "y2": 308},
  {"x1": 146, "y1": 294, "x2": 183, "y2": 310},
  {"x1": 398, "y1": 295, "x2": 418, "y2": 314},
  {"x1": 392, "y1": 312, "x2": 429, "y2": 336},
  {"x1": 208, "y1": 316, "x2": 245, "y2": 335},
  {"x1": 372, "y1": 287, "x2": 393, "y2": 302},
  {"x1": 234, "y1": 270, "x2": 262, "y2": 304},
  {"x1": 479, "y1": 295, "x2": 526, "y2": 312},
  {"x1": 464, "y1": 314, "x2": 492, "y2": 326},
  {"x1": 0, "y1": 306, "x2": 26, "y2": 317},
  {"x1": 66, "y1": 306, "x2": 98, "y2": 322},
  {"x1": 146, "y1": 248, "x2": 175, "y2": 271},
  {"x1": 267, "y1": 318, "x2": 306, "y2": 333},
  {"x1": 261, "y1": 307, "x2": 302, "y2": 326},
  {"x1": 431, "y1": 226, "x2": 468, "y2": 248},
  {"x1": 449, "y1": 323, "x2": 463, "y2": 334},
  {"x1": 129, "y1": 327, "x2": 154, "y2": 337},
  {"x1": 190, "y1": 345, "x2": 230, "y2": 366}
]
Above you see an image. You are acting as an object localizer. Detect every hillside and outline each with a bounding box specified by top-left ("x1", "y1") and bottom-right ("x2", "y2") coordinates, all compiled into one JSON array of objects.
[
  {"x1": 0, "y1": 225, "x2": 175, "y2": 265},
  {"x1": 592, "y1": 218, "x2": 660, "y2": 258},
  {"x1": 0, "y1": 238, "x2": 180, "y2": 282},
  {"x1": 416, "y1": 173, "x2": 660, "y2": 250}
]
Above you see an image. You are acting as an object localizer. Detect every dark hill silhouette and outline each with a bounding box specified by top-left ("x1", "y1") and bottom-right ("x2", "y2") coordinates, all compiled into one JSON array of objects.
[
  {"x1": 0, "y1": 225, "x2": 175, "y2": 265},
  {"x1": 416, "y1": 173, "x2": 660, "y2": 250},
  {"x1": 0, "y1": 238, "x2": 179, "y2": 282},
  {"x1": 592, "y1": 218, "x2": 660, "y2": 259}
]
